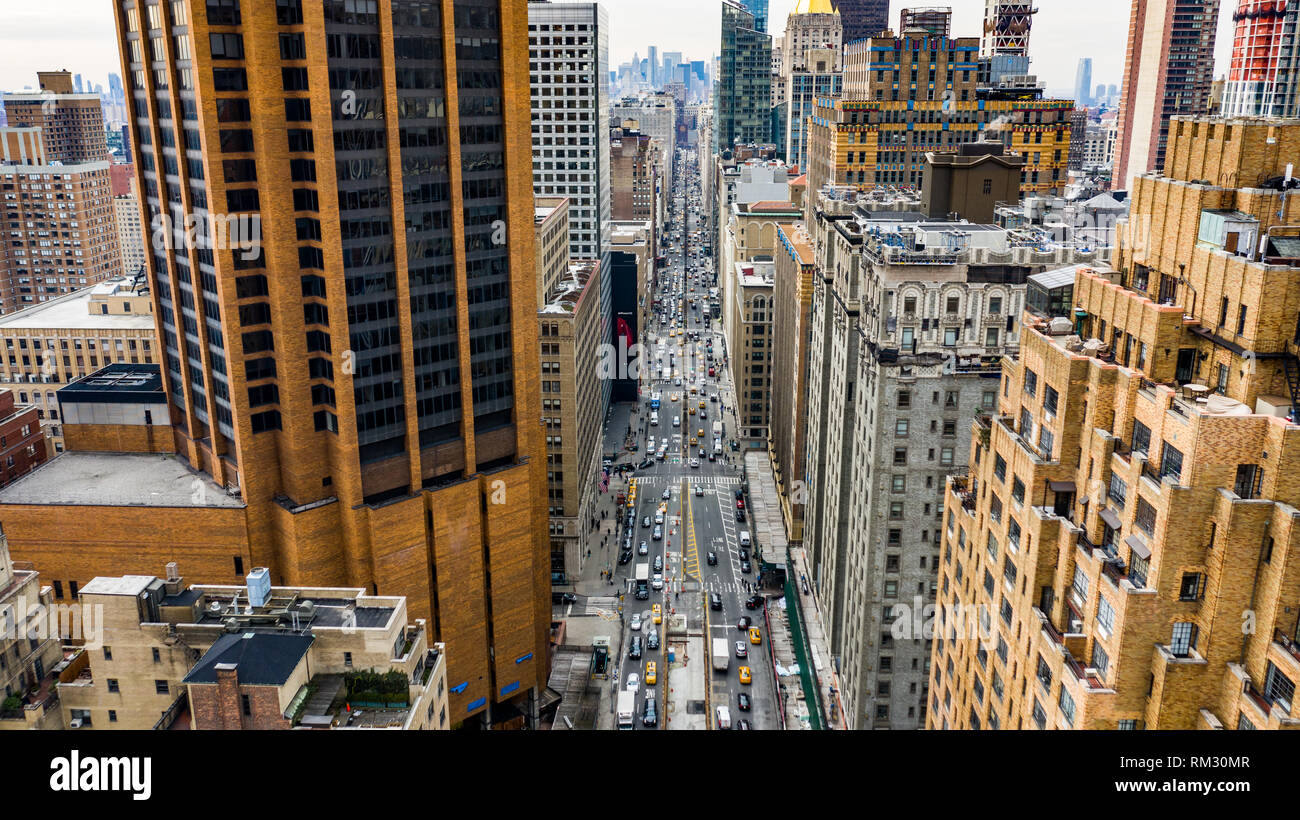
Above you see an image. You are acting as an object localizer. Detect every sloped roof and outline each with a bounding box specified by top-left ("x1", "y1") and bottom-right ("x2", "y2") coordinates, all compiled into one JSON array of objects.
[
  {"x1": 1080, "y1": 192, "x2": 1127, "y2": 211},
  {"x1": 183, "y1": 632, "x2": 314, "y2": 686}
]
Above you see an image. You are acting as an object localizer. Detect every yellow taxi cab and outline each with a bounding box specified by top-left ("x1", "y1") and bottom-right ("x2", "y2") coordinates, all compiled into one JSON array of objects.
[
  {"x1": 688, "y1": 407, "x2": 696, "y2": 416},
  {"x1": 689, "y1": 437, "x2": 698, "y2": 446},
  {"x1": 749, "y1": 627, "x2": 762, "y2": 645},
  {"x1": 697, "y1": 428, "x2": 705, "y2": 438},
  {"x1": 652, "y1": 603, "x2": 662, "y2": 624},
  {"x1": 690, "y1": 385, "x2": 698, "y2": 395},
  {"x1": 698, "y1": 401, "x2": 706, "y2": 410},
  {"x1": 645, "y1": 661, "x2": 657, "y2": 685},
  {"x1": 739, "y1": 666, "x2": 752, "y2": 685},
  {"x1": 671, "y1": 393, "x2": 680, "y2": 402}
]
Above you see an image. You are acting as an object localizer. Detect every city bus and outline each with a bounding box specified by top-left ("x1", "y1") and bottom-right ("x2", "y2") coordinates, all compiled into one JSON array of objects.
[
  {"x1": 635, "y1": 564, "x2": 650, "y2": 600},
  {"x1": 650, "y1": 392, "x2": 661, "y2": 411}
]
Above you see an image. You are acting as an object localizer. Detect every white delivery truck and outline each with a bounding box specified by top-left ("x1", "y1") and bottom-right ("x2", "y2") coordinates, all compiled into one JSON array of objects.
[
  {"x1": 712, "y1": 637, "x2": 730, "y2": 672},
  {"x1": 713, "y1": 421, "x2": 723, "y2": 439},
  {"x1": 716, "y1": 705, "x2": 732, "y2": 730},
  {"x1": 617, "y1": 691, "x2": 636, "y2": 729}
]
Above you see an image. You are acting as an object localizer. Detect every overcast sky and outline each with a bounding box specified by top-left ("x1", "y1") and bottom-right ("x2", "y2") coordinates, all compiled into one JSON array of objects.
[{"x1": 0, "y1": 0, "x2": 1237, "y2": 98}]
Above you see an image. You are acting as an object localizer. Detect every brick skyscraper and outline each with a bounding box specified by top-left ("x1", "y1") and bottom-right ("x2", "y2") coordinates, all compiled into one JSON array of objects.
[
  {"x1": 2, "y1": 71, "x2": 110, "y2": 164},
  {"x1": 933, "y1": 117, "x2": 1300, "y2": 731},
  {"x1": 8, "y1": 0, "x2": 554, "y2": 727}
]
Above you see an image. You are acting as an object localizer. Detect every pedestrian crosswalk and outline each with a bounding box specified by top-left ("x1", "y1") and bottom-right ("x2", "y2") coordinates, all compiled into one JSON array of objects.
[{"x1": 630, "y1": 474, "x2": 740, "y2": 486}]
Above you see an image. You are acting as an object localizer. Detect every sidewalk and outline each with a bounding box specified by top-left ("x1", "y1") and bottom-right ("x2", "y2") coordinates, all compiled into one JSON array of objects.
[{"x1": 575, "y1": 399, "x2": 646, "y2": 599}]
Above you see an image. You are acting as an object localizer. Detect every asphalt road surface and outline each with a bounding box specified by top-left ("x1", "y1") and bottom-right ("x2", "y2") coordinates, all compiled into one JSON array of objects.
[{"x1": 612, "y1": 148, "x2": 776, "y2": 730}]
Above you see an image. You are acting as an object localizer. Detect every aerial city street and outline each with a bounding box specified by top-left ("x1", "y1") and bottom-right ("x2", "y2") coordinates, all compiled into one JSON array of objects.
[{"x1": 0, "y1": 3, "x2": 1297, "y2": 785}]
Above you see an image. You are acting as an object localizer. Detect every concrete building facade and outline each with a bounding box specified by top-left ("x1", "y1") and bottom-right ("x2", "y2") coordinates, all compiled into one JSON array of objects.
[
  {"x1": 530, "y1": 1, "x2": 612, "y2": 262},
  {"x1": 540, "y1": 260, "x2": 604, "y2": 588},
  {"x1": 801, "y1": 185, "x2": 1110, "y2": 729}
]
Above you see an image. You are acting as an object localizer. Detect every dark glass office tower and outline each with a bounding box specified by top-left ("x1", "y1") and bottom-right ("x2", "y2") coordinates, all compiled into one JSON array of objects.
[
  {"x1": 831, "y1": 0, "x2": 890, "y2": 43},
  {"x1": 738, "y1": 0, "x2": 769, "y2": 32},
  {"x1": 714, "y1": 0, "x2": 773, "y2": 154}
]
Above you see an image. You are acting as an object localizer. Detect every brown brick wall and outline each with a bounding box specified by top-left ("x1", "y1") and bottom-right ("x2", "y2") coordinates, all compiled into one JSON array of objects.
[
  {"x1": 189, "y1": 669, "x2": 291, "y2": 730},
  {"x1": 62, "y1": 422, "x2": 176, "y2": 454}
]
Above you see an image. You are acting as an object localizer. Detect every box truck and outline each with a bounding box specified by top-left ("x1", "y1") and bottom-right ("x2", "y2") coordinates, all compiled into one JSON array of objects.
[
  {"x1": 712, "y1": 637, "x2": 730, "y2": 672},
  {"x1": 617, "y1": 691, "x2": 636, "y2": 729}
]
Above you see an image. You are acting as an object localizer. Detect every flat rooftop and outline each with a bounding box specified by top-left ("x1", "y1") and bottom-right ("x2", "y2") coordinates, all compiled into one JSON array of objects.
[
  {"x1": 80, "y1": 575, "x2": 159, "y2": 597},
  {"x1": 0, "y1": 285, "x2": 155, "y2": 331},
  {"x1": 58, "y1": 363, "x2": 165, "y2": 404},
  {"x1": 0, "y1": 451, "x2": 243, "y2": 508},
  {"x1": 190, "y1": 595, "x2": 395, "y2": 630}
]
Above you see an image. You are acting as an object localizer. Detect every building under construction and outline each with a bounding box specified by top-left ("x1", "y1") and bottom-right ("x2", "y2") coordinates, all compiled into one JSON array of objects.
[
  {"x1": 981, "y1": 0, "x2": 1038, "y2": 58},
  {"x1": 898, "y1": 6, "x2": 953, "y2": 37},
  {"x1": 1220, "y1": 0, "x2": 1300, "y2": 118}
]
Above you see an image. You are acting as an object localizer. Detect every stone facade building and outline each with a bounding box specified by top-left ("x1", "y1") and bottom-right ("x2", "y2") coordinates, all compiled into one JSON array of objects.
[
  {"x1": 802, "y1": 183, "x2": 1109, "y2": 729},
  {"x1": 932, "y1": 117, "x2": 1300, "y2": 731}
]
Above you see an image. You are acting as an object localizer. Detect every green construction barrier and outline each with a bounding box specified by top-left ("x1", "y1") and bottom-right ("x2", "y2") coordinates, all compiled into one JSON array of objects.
[{"x1": 784, "y1": 561, "x2": 824, "y2": 730}]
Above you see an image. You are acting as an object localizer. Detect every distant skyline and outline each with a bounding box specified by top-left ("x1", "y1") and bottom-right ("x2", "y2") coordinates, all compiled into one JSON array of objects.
[
  {"x1": 0, "y1": 0, "x2": 1238, "y2": 101},
  {"x1": 605, "y1": 0, "x2": 1237, "y2": 97}
]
